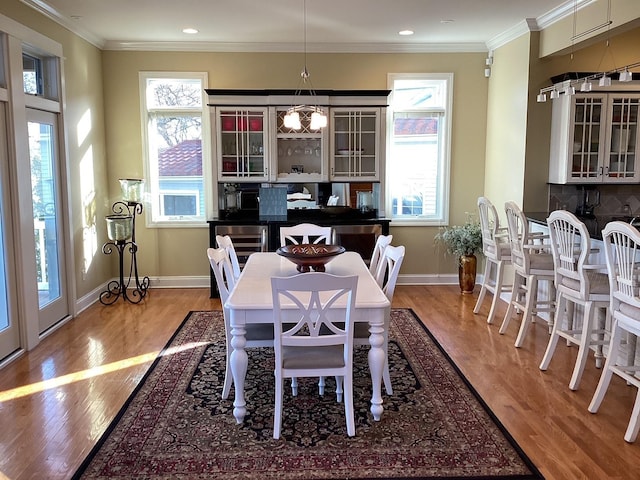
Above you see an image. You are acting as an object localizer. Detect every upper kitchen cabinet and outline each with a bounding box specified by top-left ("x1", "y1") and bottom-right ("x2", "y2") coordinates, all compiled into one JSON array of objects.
[
  {"x1": 549, "y1": 90, "x2": 640, "y2": 184},
  {"x1": 214, "y1": 107, "x2": 269, "y2": 181},
  {"x1": 271, "y1": 107, "x2": 328, "y2": 183},
  {"x1": 206, "y1": 89, "x2": 389, "y2": 184},
  {"x1": 330, "y1": 108, "x2": 384, "y2": 181}
]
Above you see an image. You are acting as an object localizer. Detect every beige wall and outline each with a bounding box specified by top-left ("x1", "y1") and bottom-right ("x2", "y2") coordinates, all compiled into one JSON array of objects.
[
  {"x1": 102, "y1": 50, "x2": 489, "y2": 277},
  {"x1": 1, "y1": 0, "x2": 110, "y2": 300}
]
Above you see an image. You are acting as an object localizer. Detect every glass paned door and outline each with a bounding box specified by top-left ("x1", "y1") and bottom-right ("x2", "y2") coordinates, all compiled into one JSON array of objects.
[
  {"x1": 0, "y1": 102, "x2": 20, "y2": 360},
  {"x1": 27, "y1": 109, "x2": 68, "y2": 333}
]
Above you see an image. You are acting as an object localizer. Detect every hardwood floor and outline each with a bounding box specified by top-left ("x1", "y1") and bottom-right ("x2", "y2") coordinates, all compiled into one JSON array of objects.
[{"x1": 0, "y1": 286, "x2": 638, "y2": 479}]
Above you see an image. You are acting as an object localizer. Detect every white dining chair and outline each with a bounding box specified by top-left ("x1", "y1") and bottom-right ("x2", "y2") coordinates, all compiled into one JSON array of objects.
[
  {"x1": 539, "y1": 210, "x2": 610, "y2": 390},
  {"x1": 354, "y1": 244, "x2": 405, "y2": 395},
  {"x1": 271, "y1": 272, "x2": 358, "y2": 439},
  {"x1": 215, "y1": 234, "x2": 241, "y2": 282},
  {"x1": 499, "y1": 201, "x2": 556, "y2": 347},
  {"x1": 369, "y1": 234, "x2": 393, "y2": 276},
  {"x1": 473, "y1": 196, "x2": 512, "y2": 325},
  {"x1": 588, "y1": 221, "x2": 640, "y2": 443},
  {"x1": 280, "y1": 223, "x2": 333, "y2": 247},
  {"x1": 207, "y1": 248, "x2": 274, "y2": 400}
]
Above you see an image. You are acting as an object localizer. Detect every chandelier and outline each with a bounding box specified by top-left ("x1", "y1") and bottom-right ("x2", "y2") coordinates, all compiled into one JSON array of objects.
[{"x1": 283, "y1": 0, "x2": 327, "y2": 130}]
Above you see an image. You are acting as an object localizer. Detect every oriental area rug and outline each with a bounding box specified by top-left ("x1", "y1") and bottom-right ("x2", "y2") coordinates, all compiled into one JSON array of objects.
[{"x1": 72, "y1": 309, "x2": 544, "y2": 480}]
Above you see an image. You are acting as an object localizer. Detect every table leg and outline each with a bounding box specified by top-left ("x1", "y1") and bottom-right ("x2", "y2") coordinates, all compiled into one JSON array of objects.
[
  {"x1": 368, "y1": 315, "x2": 386, "y2": 421},
  {"x1": 230, "y1": 323, "x2": 248, "y2": 424}
]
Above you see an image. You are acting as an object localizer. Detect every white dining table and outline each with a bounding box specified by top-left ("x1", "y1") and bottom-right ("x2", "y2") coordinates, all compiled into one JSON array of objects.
[{"x1": 225, "y1": 251, "x2": 391, "y2": 425}]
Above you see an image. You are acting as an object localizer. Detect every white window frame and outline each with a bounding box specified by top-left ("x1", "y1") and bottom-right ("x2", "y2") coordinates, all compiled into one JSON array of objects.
[
  {"x1": 386, "y1": 73, "x2": 453, "y2": 226},
  {"x1": 139, "y1": 72, "x2": 212, "y2": 227}
]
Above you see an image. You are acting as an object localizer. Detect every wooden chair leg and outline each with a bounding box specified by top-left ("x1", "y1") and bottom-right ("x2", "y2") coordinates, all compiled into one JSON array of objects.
[
  {"x1": 487, "y1": 259, "x2": 506, "y2": 325},
  {"x1": 569, "y1": 301, "x2": 595, "y2": 391}
]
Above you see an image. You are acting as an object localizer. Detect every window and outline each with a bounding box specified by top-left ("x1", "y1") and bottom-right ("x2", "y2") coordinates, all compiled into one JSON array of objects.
[
  {"x1": 22, "y1": 48, "x2": 59, "y2": 100},
  {"x1": 160, "y1": 191, "x2": 199, "y2": 216},
  {"x1": 140, "y1": 72, "x2": 210, "y2": 225},
  {"x1": 386, "y1": 74, "x2": 452, "y2": 225}
]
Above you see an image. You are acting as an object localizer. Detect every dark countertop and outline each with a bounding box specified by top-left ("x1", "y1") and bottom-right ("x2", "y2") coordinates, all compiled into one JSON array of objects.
[
  {"x1": 208, "y1": 208, "x2": 391, "y2": 225},
  {"x1": 525, "y1": 210, "x2": 637, "y2": 240}
]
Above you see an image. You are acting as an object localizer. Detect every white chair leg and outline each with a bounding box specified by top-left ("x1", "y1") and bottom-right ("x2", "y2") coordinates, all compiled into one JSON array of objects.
[
  {"x1": 624, "y1": 389, "x2": 640, "y2": 443},
  {"x1": 273, "y1": 374, "x2": 284, "y2": 440},
  {"x1": 540, "y1": 294, "x2": 566, "y2": 371},
  {"x1": 343, "y1": 373, "x2": 355, "y2": 437},
  {"x1": 569, "y1": 301, "x2": 595, "y2": 391},
  {"x1": 487, "y1": 260, "x2": 505, "y2": 325},
  {"x1": 589, "y1": 325, "x2": 622, "y2": 414},
  {"x1": 515, "y1": 275, "x2": 537, "y2": 348},
  {"x1": 500, "y1": 274, "x2": 522, "y2": 335},
  {"x1": 291, "y1": 377, "x2": 298, "y2": 397},
  {"x1": 318, "y1": 376, "x2": 326, "y2": 396},
  {"x1": 222, "y1": 349, "x2": 233, "y2": 400},
  {"x1": 382, "y1": 359, "x2": 393, "y2": 395},
  {"x1": 473, "y1": 258, "x2": 492, "y2": 314},
  {"x1": 335, "y1": 375, "x2": 343, "y2": 403}
]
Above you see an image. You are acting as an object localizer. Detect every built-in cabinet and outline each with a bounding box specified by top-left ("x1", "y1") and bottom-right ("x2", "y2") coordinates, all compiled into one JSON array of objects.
[
  {"x1": 272, "y1": 108, "x2": 328, "y2": 183},
  {"x1": 330, "y1": 108, "x2": 382, "y2": 181},
  {"x1": 549, "y1": 90, "x2": 640, "y2": 184},
  {"x1": 207, "y1": 89, "x2": 389, "y2": 185},
  {"x1": 217, "y1": 108, "x2": 269, "y2": 181}
]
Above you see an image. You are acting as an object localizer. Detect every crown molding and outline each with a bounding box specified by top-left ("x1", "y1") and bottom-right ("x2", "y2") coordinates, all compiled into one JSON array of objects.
[
  {"x1": 103, "y1": 40, "x2": 488, "y2": 54},
  {"x1": 485, "y1": 0, "x2": 595, "y2": 51},
  {"x1": 20, "y1": 0, "x2": 105, "y2": 48}
]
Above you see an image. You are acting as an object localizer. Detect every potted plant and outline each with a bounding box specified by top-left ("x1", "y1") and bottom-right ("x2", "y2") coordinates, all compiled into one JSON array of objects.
[{"x1": 435, "y1": 214, "x2": 483, "y2": 294}]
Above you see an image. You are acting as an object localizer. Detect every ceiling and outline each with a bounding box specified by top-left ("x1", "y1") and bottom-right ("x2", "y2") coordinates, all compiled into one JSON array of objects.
[{"x1": 22, "y1": 0, "x2": 586, "y2": 52}]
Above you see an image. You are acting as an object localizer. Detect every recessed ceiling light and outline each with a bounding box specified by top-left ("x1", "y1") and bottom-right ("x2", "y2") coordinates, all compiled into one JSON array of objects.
[
  {"x1": 182, "y1": 28, "x2": 199, "y2": 34},
  {"x1": 398, "y1": 30, "x2": 414, "y2": 36}
]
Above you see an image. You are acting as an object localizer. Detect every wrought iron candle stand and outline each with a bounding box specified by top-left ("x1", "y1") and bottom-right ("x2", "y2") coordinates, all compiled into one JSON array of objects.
[{"x1": 100, "y1": 200, "x2": 150, "y2": 305}]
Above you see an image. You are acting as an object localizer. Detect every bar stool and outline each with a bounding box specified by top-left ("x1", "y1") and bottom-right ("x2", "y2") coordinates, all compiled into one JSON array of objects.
[
  {"x1": 499, "y1": 201, "x2": 555, "y2": 347},
  {"x1": 539, "y1": 210, "x2": 610, "y2": 390},
  {"x1": 588, "y1": 221, "x2": 640, "y2": 443},
  {"x1": 473, "y1": 196, "x2": 512, "y2": 324}
]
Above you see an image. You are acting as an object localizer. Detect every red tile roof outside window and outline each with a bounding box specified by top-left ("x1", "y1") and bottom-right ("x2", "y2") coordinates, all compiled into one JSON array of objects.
[{"x1": 158, "y1": 139, "x2": 202, "y2": 176}]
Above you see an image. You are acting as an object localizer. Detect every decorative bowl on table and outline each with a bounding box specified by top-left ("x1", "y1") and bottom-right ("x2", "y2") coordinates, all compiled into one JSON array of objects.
[{"x1": 276, "y1": 244, "x2": 346, "y2": 272}]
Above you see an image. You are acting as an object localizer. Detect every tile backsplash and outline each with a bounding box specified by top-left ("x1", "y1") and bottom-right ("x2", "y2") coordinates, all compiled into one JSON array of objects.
[{"x1": 549, "y1": 184, "x2": 640, "y2": 217}]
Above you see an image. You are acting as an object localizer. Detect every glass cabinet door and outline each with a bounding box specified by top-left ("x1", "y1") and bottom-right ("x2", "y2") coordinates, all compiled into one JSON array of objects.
[
  {"x1": 217, "y1": 108, "x2": 267, "y2": 180},
  {"x1": 331, "y1": 109, "x2": 379, "y2": 180},
  {"x1": 273, "y1": 109, "x2": 326, "y2": 182},
  {"x1": 606, "y1": 96, "x2": 639, "y2": 181},
  {"x1": 569, "y1": 96, "x2": 605, "y2": 182}
]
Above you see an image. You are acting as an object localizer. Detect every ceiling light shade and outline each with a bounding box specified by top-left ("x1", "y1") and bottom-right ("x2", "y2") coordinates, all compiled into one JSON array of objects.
[
  {"x1": 550, "y1": 89, "x2": 560, "y2": 99},
  {"x1": 599, "y1": 74, "x2": 612, "y2": 87},
  {"x1": 536, "y1": 93, "x2": 547, "y2": 103},
  {"x1": 580, "y1": 80, "x2": 593, "y2": 92},
  {"x1": 285, "y1": 0, "x2": 327, "y2": 130},
  {"x1": 619, "y1": 69, "x2": 633, "y2": 82},
  {"x1": 310, "y1": 110, "x2": 327, "y2": 129},
  {"x1": 283, "y1": 110, "x2": 301, "y2": 130}
]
